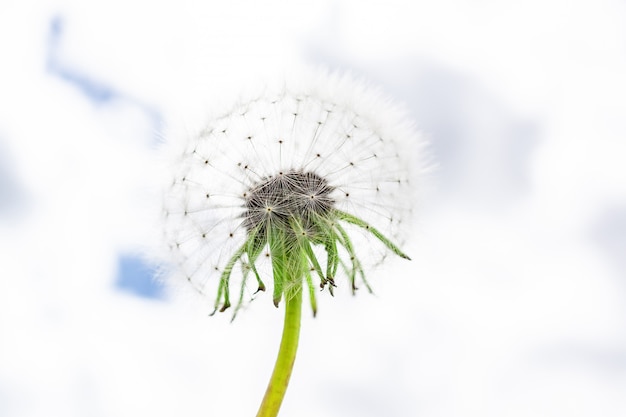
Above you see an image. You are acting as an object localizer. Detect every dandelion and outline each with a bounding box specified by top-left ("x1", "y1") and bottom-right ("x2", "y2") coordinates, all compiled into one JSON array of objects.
[{"x1": 160, "y1": 72, "x2": 421, "y2": 417}]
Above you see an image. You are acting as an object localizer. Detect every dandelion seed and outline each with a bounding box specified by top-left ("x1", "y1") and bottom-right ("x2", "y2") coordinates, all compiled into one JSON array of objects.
[{"x1": 161, "y1": 73, "x2": 420, "y2": 320}]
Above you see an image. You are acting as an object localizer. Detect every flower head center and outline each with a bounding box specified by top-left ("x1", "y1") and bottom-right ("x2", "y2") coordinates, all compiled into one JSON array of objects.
[{"x1": 243, "y1": 170, "x2": 335, "y2": 235}]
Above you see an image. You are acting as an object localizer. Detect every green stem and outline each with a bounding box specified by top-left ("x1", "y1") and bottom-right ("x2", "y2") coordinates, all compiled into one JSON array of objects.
[{"x1": 256, "y1": 282, "x2": 302, "y2": 417}]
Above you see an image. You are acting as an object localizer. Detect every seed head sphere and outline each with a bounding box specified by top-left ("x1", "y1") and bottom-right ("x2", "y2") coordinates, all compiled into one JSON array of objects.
[{"x1": 161, "y1": 73, "x2": 421, "y2": 317}]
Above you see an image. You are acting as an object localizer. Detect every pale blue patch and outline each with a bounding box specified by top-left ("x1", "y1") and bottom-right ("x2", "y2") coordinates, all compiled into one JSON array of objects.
[
  {"x1": 47, "y1": 16, "x2": 115, "y2": 103},
  {"x1": 115, "y1": 254, "x2": 164, "y2": 299},
  {"x1": 387, "y1": 65, "x2": 541, "y2": 200},
  {"x1": 45, "y1": 16, "x2": 164, "y2": 144},
  {"x1": 591, "y1": 206, "x2": 626, "y2": 279},
  {"x1": 0, "y1": 138, "x2": 24, "y2": 217}
]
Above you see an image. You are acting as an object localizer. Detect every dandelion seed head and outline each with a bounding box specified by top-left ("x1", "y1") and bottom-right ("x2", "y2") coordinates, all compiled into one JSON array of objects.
[{"x1": 160, "y1": 72, "x2": 423, "y2": 311}]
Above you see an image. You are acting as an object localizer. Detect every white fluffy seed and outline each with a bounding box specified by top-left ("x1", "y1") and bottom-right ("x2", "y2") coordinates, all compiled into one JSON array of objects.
[{"x1": 160, "y1": 71, "x2": 424, "y2": 302}]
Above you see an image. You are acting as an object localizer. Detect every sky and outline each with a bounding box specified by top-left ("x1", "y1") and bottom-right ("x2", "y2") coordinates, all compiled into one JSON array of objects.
[{"x1": 1, "y1": 1, "x2": 626, "y2": 416}]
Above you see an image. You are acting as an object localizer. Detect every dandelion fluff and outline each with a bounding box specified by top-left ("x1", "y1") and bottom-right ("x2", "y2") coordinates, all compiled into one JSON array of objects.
[{"x1": 160, "y1": 72, "x2": 421, "y2": 316}]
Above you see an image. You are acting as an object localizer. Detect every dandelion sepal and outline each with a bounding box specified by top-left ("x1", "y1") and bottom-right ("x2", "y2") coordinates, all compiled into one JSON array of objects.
[
  {"x1": 304, "y1": 268, "x2": 318, "y2": 317},
  {"x1": 212, "y1": 244, "x2": 246, "y2": 315},
  {"x1": 334, "y1": 209, "x2": 412, "y2": 260},
  {"x1": 333, "y1": 222, "x2": 364, "y2": 294},
  {"x1": 269, "y1": 228, "x2": 288, "y2": 308},
  {"x1": 245, "y1": 227, "x2": 267, "y2": 294}
]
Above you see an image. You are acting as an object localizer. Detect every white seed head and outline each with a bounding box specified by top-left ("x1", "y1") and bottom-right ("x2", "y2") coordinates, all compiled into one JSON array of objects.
[{"x1": 160, "y1": 72, "x2": 422, "y2": 309}]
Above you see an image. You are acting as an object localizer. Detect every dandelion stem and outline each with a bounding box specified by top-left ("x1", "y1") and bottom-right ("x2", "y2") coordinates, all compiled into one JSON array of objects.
[{"x1": 256, "y1": 280, "x2": 302, "y2": 417}]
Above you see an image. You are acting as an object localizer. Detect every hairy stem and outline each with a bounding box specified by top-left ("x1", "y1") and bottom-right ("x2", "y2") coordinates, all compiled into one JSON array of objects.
[{"x1": 255, "y1": 281, "x2": 302, "y2": 417}]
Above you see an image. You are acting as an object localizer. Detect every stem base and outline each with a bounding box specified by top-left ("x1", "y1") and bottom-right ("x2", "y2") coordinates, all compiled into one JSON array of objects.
[{"x1": 256, "y1": 284, "x2": 302, "y2": 417}]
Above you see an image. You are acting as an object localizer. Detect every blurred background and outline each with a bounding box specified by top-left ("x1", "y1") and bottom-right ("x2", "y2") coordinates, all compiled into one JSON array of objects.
[{"x1": 1, "y1": 1, "x2": 625, "y2": 416}]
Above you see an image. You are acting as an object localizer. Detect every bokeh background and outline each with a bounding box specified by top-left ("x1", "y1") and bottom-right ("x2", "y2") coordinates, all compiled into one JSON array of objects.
[{"x1": 2, "y1": 1, "x2": 626, "y2": 416}]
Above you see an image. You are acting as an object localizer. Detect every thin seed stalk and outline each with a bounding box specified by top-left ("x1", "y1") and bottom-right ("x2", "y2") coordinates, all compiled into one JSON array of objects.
[{"x1": 256, "y1": 280, "x2": 302, "y2": 417}]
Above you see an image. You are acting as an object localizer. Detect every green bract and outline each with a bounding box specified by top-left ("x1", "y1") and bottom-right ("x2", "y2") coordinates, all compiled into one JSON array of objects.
[{"x1": 215, "y1": 178, "x2": 411, "y2": 318}]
